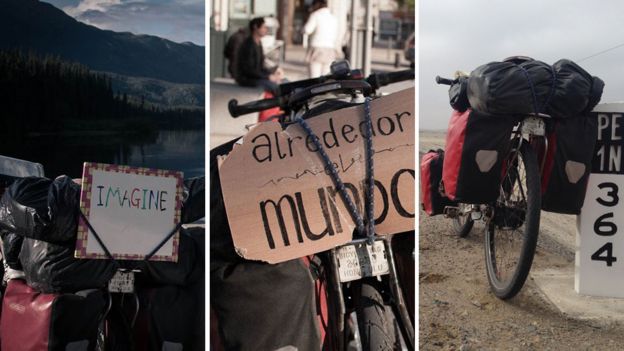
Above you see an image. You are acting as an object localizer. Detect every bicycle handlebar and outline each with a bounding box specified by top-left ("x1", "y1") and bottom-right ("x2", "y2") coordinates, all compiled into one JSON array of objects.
[
  {"x1": 228, "y1": 68, "x2": 414, "y2": 118},
  {"x1": 435, "y1": 76, "x2": 456, "y2": 86},
  {"x1": 228, "y1": 97, "x2": 283, "y2": 118},
  {"x1": 368, "y1": 69, "x2": 415, "y2": 90}
]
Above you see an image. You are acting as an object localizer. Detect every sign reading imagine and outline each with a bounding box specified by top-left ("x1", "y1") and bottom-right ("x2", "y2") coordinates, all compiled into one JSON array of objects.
[
  {"x1": 75, "y1": 163, "x2": 184, "y2": 262},
  {"x1": 218, "y1": 87, "x2": 415, "y2": 263}
]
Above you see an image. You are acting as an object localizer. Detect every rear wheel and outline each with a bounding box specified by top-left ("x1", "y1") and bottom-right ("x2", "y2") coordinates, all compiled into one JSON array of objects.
[
  {"x1": 452, "y1": 203, "x2": 474, "y2": 238},
  {"x1": 484, "y1": 141, "x2": 540, "y2": 299}
]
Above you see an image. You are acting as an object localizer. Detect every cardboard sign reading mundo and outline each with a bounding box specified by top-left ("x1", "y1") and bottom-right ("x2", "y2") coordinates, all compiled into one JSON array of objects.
[
  {"x1": 218, "y1": 87, "x2": 415, "y2": 263},
  {"x1": 75, "y1": 163, "x2": 184, "y2": 262}
]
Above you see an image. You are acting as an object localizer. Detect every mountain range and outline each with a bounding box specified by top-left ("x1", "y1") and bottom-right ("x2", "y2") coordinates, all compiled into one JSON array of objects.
[{"x1": 0, "y1": 0, "x2": 204, "y2": 89}]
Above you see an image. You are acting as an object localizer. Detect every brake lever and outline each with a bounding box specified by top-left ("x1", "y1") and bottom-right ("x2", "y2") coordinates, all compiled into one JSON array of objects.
[{"x1": 287, "y1": 80, "x2": 373, "y2": 108}]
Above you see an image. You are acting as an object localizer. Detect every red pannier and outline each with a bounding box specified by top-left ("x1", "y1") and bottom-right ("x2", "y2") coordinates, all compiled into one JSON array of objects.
[
  {"x1": 420, "y1": 149, "x2": 455, "y2": 215},
  {"x1": 540, "y1": 115, "x2": 598, "y2": 214},
  {"x1": 0, "y1": 279, "x2": 107, "y2": 351},
  {"x1": 442, "y1": 109, "x2": 516, "y2": 204}
]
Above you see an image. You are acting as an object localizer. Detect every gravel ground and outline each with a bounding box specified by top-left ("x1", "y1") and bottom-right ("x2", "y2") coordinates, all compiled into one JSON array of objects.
[{"x1": 419, "y1": 131, "x2": 624, "y2": 351}]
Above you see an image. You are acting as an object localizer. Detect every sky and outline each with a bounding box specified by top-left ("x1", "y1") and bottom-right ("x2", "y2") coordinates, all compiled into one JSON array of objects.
[
  {"x1": 45, "y1": 0, "x2": 204, "y2": 45},
  {"x1": 420, "y1": 0, "x2": 624, "y2": 130}
]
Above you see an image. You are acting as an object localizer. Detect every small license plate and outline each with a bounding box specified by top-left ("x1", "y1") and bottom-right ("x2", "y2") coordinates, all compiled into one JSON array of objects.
[
  {"x1": 521, "y1": 116, "x2": 545, "y2": 136},
  {"x1": 336, "y1": 241, "x2": 390, "y2": 283},
  {"x1": 108, "y1": 270, "x2": 135, "y2": 293}
]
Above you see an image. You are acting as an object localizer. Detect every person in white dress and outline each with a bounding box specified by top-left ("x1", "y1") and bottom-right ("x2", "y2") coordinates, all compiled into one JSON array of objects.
[{"x1": 302, "y1": 0, "x2": 339, "y2": 78}]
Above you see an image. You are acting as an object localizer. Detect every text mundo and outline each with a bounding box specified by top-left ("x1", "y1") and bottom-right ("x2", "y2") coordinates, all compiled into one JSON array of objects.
[
  {"x1": 250, "y1": 112, "x2": 411, "y2": 163},
  {"x1": 259, "y1": 168, "x2": 414, "y2": 250},
  {"x1": 96, "y1": 185, "x2": 168, "y2": 211}
]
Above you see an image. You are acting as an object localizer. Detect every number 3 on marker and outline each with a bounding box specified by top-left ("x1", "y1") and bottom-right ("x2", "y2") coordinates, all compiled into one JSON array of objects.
[{"x1": 596, "y1": 182, "x2": 619, "y2": 207}]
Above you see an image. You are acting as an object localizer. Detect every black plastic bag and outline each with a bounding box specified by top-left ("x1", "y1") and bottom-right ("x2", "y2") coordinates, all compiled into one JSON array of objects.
[
  {"x1": 468, "y1": 59, "x2": 554, "y2": 115},
  {"x1": 19, "y1": 237, "x2": 116, "y2": 293},
  {"x1": 1, "y1": 230, "x2": 23, "y2": 270},
  {"x1": 0, "y1": 176, "x2": 80, "y2": 243},
  {"x1": 122, "y1": 227, "x2": 203, "y2": 287},
  {"x1": 448, "y1": 76, "x2": 469, "y2": 112},
  {"x1": 181, "y1": 176, "x2": 205, "y2": 224}
]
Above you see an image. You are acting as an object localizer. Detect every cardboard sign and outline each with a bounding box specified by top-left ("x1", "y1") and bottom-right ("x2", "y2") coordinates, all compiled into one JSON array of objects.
[
  {"x1": 75, "y1": 163, "x2": 184, "y2": 262},
  {"x1": 218, "y1": 87, "x2": 415, "y2": 263}
]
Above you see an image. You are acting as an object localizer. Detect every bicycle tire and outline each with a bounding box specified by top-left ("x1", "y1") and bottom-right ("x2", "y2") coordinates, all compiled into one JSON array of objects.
[
  {"x1": 452, "y1": 203, "x2": 474, "y2": 238},
  {"x1": 484, "y1": 141, "x2": 541, "y2": 299},
  {"x1": 355, "y1": 280, "x2": 400, "y2": 351}
]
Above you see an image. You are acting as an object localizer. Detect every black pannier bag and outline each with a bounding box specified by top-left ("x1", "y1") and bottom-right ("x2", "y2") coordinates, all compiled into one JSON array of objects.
[
  {"x1": 0, "y1": 176, "x2": 80, "y2": 243},
  {"x1": 448, "y1": 76, "x2": 470, "y2": 112},
  {"x1": 467, "y1": 59, "x2": 555, "y2": 115},
  {"x1": 19, "y1": 236, "x2": 116, "y2": 293},
  {"x1": 547, "y1": 59, "x2": 604, "y2": 118},
  {"x1": 133, "y1": 285, "x2": 197, "y2": 351},
  {"x1": 210, "y1": 139, "x2": 321, "y2": 351},
  {"x1": 420, "y1": 149, "x2": 456, "y2": 215},
  {"x1": 0, "y1": 279, "x2": 107, "y2": 351},
  {"x1": 442, "y1": 109, "x2": 516, "y2": 204},
  {"x1": 541, "y1": 115, "x2": 598, "y2": 214}
]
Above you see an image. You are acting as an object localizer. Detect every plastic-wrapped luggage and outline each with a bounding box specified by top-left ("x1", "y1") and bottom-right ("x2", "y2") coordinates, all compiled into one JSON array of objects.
[
  {"x1": 0, "y1": 176, "x2": 80, "y2": 243},
  {"x1": 467, "y1": 59, "x2": 554, "y2": 115},
  {"x1": 1, "y1": 230, "x2": 23, "y2": 270},
  {"x1": 19, "y1": 237, "x2": 116, "y2": 293},
  {"x1": 541, "y1": 115, "x2": 598, "y2": 214},
  {"x1": 467, "y1": 58, "x2": 604, "y2": 118},
  {"x1": 442, "y1": 109, "x2": 516, "y2": 204},
  {"x1": 420, "y1": 149, "x2": 456, "y2": 215},
  {"x1": 0, "y1": 279, "x2": 107, "y2": 351}
]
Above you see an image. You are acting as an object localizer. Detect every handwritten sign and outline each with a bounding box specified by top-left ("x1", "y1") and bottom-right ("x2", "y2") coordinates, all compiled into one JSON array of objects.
[
  {"x1": 218, "y1": 87, "x2": 415, "y2": 263},
  {"x1": 75, "y1": 163, "x2": 184, "y2": 262}
]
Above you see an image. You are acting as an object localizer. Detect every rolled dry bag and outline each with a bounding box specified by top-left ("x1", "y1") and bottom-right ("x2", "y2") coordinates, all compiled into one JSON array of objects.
[
  {"x1": 547, "y1": 59, "x2": 595, "y2": 118},
  {"x1": 541, "y1": 115, "x2": 598, "y2": 214},
  {"x1": 442, "y1": 109, "x2": 516, "y2": 204},
  {"x1": 420, "y1": 149, "x2": 456, "y2": 215}
]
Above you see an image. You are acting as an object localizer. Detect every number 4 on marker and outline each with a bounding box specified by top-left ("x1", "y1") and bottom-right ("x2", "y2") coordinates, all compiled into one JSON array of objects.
[{"x1": 591, "y1": 243, "x2": 617, "y2": 267}]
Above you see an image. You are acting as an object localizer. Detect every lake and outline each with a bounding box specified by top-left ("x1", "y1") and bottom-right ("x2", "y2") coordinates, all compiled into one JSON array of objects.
[{"x1": 1, "y1": 129, "x2": 204, "y2": 179}]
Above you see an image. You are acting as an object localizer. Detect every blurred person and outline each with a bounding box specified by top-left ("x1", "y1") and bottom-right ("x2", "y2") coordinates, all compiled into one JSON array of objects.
[
  {"x1": 223, "y1": 27, "x2": 247, "y2": 79},
  {"x1": 303, "y1": 0, "x2": 339, "y2": 78},
  {"x1": 235, "y1": 17, "x2": 283, "y2": 94}
]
